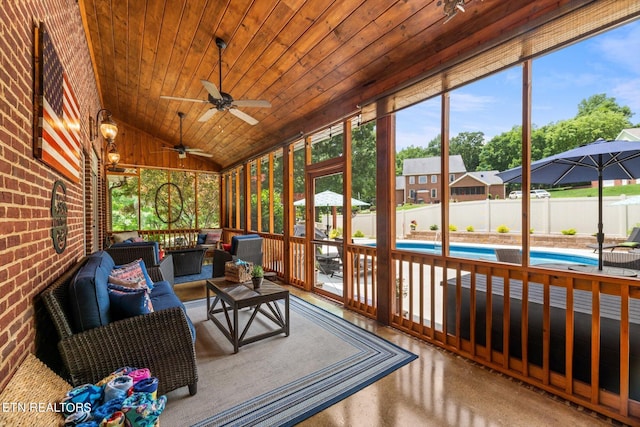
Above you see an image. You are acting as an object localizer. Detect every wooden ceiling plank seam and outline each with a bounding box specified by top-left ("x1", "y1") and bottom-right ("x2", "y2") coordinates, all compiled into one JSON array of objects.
[
  {"x1": 135, "y1": 0, "x2": 169, "y2": 131},
  {"x1": 93, "y1": 0, "x2": 117, "y2": 111},
  {"x1": 128, "y1": 0, "x2": 147, "y2": 115},
  {"x1": 143, "y1": 0, "x2": 188, "y2": 136},
  {"x1": 113, "y1": 0, "x2": 130, "y2": 115}
]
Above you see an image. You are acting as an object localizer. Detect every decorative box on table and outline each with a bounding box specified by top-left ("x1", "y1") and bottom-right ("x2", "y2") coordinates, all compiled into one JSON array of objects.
[{"x1": 224, "y1": 260, "x2": 252, "y2": 282}]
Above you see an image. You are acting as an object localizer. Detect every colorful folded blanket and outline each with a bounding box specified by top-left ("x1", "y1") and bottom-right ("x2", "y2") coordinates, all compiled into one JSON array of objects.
[{"x1": 103, "y1": 375, "x2": 133, "y2": 403}]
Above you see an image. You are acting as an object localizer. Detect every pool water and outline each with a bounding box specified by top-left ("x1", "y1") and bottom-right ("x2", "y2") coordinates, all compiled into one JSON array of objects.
[{"x1": 393, "y1": 241, "x2": 598, "y2": 266}]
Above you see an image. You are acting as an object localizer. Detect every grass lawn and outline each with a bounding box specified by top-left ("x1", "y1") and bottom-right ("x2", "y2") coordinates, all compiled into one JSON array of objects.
[{"x1": 547, "y1": 183, "x2": 640, "y2": 198}]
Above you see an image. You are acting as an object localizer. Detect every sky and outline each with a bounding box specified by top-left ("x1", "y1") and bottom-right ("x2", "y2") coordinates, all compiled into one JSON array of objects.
[{"x1": 395, "y1": 19, "x2": 640, "y2": 151}]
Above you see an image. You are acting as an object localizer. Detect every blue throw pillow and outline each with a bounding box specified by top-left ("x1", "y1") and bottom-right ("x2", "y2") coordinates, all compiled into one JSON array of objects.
[
  {"x1": 197, "y1": 233, "x2": 207, "y2": 244},
  {"x1": 108, "y1": 284, "x2": 153, "y2": 320}
]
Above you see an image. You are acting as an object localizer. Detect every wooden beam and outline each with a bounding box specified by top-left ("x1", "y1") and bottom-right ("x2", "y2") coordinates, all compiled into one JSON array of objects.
[{"x1": 375, "y1": 109, "x2": 395, "y2": 326}]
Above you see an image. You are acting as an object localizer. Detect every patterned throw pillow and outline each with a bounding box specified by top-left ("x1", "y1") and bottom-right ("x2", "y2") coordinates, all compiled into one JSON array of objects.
[
  {"x1": 111, "y1": 259, "x2": 153, "y2": 290},
  {"x1": 108, "y1": 275, "x2": 146, "y2": 290},
  {"x1": 205, "y1": 231, "x2": 221, "y2": 244}
]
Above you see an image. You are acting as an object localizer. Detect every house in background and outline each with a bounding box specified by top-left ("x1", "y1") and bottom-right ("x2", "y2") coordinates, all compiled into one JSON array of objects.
[
  {"x1": 395, "y1": 176, "x2": 405, "y2": 205},
  {"x1": 450, "y1": 171, "x2": 505, "y2": 201},
  {"x1": 402, "y1": 156, "x2": 467, "y2": 204},
  {"x1": 599, "y1": 128, "x2": 640, "y2": 187},
  {"x1": 617, "y1": 127, "x2": 640, "y2": 141}
]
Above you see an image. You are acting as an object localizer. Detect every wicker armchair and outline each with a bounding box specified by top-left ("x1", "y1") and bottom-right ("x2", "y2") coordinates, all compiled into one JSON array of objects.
[
  {"x1": 495, "y1": 248, "x2": 522, "y2": 264},
  {"x1": 106, "y1": 243, "x2": 174, "y2": 285},
  {"x1": 40, "y1": 258, "x2": 198, "y2": 395}
]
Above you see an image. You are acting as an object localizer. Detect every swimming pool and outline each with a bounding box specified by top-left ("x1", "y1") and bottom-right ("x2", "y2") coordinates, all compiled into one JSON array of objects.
[{"x1": 393, "y1": 241, "x2": 598, "y2": 266}]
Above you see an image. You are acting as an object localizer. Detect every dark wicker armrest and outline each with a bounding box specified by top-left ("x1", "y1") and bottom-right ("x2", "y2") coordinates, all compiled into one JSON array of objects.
[
  {"x1": 57, "y1": 307, "x2": 197, "y2": 395},
  {"x1": 147, "y1": 255, "x2": 174, "y2": 286}
]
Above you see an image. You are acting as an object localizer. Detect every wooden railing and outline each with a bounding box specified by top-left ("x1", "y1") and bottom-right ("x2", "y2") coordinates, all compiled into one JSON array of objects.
[{"x1": 389, "y1": 249, "x2": 640, "y2": 426}]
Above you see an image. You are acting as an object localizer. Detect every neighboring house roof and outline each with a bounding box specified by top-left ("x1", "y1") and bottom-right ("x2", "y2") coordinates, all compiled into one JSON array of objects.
[
  {"x1": 396, "y1": 176, "x2": 405, "y2": 190},
  {"x1": 450, "y1": 170, "x2": 504, "y2": 186},
  {"x1": 616, "y1": 128, "x2": 640, "y2": 141},
  {"x1": 402, "y1": 155, "x2": 467, "y2": 175}
]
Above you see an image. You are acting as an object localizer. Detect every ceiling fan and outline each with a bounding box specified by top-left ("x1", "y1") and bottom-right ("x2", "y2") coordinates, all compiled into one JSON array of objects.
[
  {"x1": 160, "y1": 37, "x2": 271, "y2": 125},
  {"x1": 163, "y1": 112, "x2": 213, "y2": 159}
]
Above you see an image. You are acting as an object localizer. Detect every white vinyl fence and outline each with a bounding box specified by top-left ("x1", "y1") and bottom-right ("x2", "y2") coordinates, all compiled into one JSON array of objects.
[{"x1": 332, "y1": 196, "x2": 640, "y2": 239}]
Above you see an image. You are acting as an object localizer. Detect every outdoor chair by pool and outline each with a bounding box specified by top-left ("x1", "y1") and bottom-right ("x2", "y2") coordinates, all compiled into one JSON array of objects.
[
  {"x1": 588, "y1": 227, "x2": 640, "y2": 252},
  {"x1": 495, "y1": 248, "x2": 522, "y2": 264},
  {"x1": 602, "y1": 252, "x2": 640, "y2": 270}
]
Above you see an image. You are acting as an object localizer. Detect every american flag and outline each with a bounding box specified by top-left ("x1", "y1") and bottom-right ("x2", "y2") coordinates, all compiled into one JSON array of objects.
[{"x1": 36, "y1": 27, "x2": 80, "y2": 182}]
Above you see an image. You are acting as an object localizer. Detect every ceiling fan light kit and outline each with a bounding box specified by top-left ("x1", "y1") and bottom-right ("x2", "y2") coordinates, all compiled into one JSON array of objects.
[{"x1": 160, "y1": 37, "x2": 271, "y2": 125}]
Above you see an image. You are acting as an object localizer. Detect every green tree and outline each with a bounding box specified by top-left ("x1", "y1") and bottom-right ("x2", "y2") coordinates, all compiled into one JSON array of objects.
[
  {"x1": 351, "y1": 122, "x2": 376, "y2": 203},
  {"x1": 577, "y1": 93, "x2": 633, "y2": 120},
  {"x1": 450, "y1": 131, "x2": 485, "y2": 171},
  {"x1": 478, "y1": 126, "x2": 522, "y2": 171}
]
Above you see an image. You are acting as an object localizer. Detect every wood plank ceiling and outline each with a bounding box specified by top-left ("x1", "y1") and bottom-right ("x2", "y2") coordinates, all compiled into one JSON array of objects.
[{"x1": 80, "y1": 0, "x2": 592, "y2": 171}]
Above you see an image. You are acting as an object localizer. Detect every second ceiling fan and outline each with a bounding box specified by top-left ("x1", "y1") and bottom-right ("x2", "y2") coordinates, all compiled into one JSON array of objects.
[
  {"x1": 161, "y1": 38, "x2": 271, "y2": 125},
  {"x1": 163, "y1": 112, "x2": 213, "y2": 159}
]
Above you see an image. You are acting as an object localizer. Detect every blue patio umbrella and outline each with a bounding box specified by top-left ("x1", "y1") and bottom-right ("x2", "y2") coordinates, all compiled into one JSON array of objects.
[{"x1": 497, "y1": 139, "x2": 640, "y2": 270}]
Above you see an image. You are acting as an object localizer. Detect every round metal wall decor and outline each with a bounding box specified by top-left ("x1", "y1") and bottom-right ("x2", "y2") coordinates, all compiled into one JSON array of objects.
[
  {"x1": 51, "y1": 180, "x2": 68, "y2": 254},
  {"x1": 154, "y1": 182, "x2": 183, "y2": 224}
]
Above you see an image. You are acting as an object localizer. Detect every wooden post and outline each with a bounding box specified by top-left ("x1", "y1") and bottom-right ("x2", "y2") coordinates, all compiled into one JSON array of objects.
[{"x1": 376, "y1": 106, "x2": 395, "y2": 326}]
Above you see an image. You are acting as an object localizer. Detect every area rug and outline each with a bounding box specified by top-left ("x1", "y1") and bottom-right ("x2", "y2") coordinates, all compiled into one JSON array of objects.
[
  {"x1": 162, "y1": 295, "x2": 417, "y2": 426},
  {"x1": 174, "y1": 264, "x2": 213, "y2": 284}
]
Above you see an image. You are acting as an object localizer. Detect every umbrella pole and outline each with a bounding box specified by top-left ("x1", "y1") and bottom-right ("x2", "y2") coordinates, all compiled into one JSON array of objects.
[{"x1": 598, "y1": 158, "x2": 604, "y2": 270}]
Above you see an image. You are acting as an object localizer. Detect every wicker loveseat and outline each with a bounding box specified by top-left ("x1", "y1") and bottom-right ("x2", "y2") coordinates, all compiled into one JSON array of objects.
[{"x1": 41, "y1": 251, "x2": 198, "y2": 396}]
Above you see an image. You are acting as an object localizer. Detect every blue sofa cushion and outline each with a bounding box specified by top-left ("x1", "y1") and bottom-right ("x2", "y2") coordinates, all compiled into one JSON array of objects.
[
  {"x1": 150, "y1": 281, "x2": 196, "y2": 342},
  {"x1": 69, "y1": 251, "x2": 115, "y2": 332},
  {"x1": 197, "y1": 233, "x2": 207, "y2": 245}
]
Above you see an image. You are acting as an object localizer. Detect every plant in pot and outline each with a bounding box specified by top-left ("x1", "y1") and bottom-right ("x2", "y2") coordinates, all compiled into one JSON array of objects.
[{"x1": 251, "y1": 265, "x2": 264, "y2": 289}]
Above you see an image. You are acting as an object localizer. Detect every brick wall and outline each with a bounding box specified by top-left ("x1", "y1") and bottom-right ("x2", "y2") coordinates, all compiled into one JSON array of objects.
[{"x1": 0, "y1": 0, "x2": 102, "y2": 391}]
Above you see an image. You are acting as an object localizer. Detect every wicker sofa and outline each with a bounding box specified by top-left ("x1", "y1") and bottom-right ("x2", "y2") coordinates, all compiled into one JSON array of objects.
[{"x1": 41, "y1": 251, "x2": 197, "y2": 396}]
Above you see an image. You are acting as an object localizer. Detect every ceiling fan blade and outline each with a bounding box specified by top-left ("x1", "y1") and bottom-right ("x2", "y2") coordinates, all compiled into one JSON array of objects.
[
  {"x1": 184, "y1": 147, "x2": 205, "y2": 152},
  {"x1": 232, "y1": 99, "x2": 272, "y2": 108},
  {"x1": 191, "y1": 151, "x2": 214, "y2": 158},
  {"x1": 160, "y1": 95, "x2": 209, "y2": 103},
  {"x1": 200, "y1": 79, "x2": 222, "y2": 99},
  {"x1": 198, "y1": 108, "x2": 218, "y2": 122},
  {"x1": 229, "y1": 108, "x2": 258, "y2": 125}
]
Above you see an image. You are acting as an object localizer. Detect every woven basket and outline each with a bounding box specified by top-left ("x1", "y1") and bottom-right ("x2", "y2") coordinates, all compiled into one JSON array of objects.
[
  {"x1": 0, "y1": 354, "x2": 70, "y2": 427},
  {"x1": 224, "y1": 261, "x2": 252, "y2": 282}
]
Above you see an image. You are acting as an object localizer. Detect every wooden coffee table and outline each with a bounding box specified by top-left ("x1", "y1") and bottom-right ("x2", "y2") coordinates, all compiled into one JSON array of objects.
[{"x1": 206, "y1": 278, "x2": 290, "y2": 353}]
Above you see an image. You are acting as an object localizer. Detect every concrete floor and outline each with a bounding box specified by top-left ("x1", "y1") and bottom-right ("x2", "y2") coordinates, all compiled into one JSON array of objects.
[{"x1": 289, "y1": 287, "x2": 621, "y2": 427}]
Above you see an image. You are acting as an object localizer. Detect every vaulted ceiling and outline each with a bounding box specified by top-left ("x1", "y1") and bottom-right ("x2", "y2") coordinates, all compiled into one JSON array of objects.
[{"x1": 80, "y1": 0, "x2": 598, "y2": 171}]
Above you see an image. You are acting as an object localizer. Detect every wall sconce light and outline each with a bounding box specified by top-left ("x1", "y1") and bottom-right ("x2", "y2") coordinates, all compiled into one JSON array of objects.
[
  {"x1": 106, "y1": 143, "x2": 121, "y2": 168},
  {"x1": 90, "y1": 108, "x2": 118, "y2": 142},
  {"x1": 90, "y1": 108, "x2": 120, "y2": 167}
]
